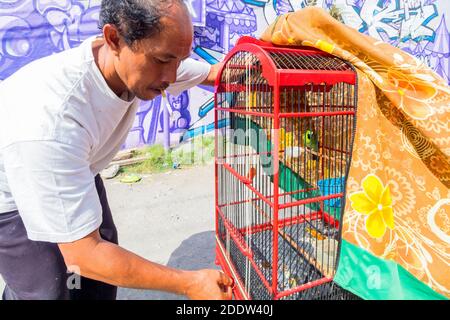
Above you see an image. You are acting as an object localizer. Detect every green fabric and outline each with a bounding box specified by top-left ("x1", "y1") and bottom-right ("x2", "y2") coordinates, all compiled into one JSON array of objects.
[
  {"x1": 335, "y1": 239, "x2": 448, "y2": 300},
  {"x1": 323, "y1": 204, "x2": 341, "y2": 220}
]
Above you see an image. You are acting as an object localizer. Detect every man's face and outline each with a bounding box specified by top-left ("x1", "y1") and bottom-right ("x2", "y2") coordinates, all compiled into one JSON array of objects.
[{"x1": 114, "y1": 7, "x2": 193, "y2": 100}]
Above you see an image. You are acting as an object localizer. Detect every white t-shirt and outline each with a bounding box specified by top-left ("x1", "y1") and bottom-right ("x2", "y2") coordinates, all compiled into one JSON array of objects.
[{"x1": 0, "y1": 36, "x2": 211, "y2": 243}]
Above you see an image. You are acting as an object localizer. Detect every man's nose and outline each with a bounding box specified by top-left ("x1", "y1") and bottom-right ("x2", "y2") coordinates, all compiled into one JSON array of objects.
[{"x1": 161, "y1": 62, "x2": 178, "y2": 85}]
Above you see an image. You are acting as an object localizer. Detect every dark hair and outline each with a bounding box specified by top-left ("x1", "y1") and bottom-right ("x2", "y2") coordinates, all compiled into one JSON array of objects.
[{"x1": 98, "y1": 0, "x2": 185, "y2": 46}]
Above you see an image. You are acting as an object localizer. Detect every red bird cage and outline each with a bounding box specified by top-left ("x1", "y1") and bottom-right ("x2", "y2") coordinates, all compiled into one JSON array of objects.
[{"x1": 214, "y1": 37, "x2": 360, "y2": 300}]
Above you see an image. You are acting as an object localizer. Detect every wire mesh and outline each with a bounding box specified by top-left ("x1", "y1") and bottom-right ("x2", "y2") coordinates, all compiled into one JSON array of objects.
[
  {"x1": 215, "y1": 44, "x2": 358, "y2": 300},
  {"x1": 268, "y1": 50, "x2": 352, "y2": 71}
]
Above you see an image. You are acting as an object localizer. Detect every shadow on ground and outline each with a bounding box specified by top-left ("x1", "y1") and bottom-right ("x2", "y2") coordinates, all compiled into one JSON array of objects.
[{"x1": 117, "y1": 230, "x2": 219, "y2": 300}]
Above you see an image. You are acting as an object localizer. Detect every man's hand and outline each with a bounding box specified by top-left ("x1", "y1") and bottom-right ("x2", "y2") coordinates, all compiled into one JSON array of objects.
[
  {"x1": 58, "y1": 229, "x2": 233, "y2": 300},
  {"x1": 184, "y1": 269, "x2": 233, "y2": 300}
]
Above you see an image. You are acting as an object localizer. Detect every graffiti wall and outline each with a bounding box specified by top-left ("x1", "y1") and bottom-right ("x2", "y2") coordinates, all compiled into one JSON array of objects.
[{"x1": 0, "y1": 0, "x2": 449, "y2": 149}]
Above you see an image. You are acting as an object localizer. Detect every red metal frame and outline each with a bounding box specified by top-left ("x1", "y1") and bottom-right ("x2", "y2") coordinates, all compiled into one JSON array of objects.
[
  {"x1": 214, "y1": 36, "x2": 356, "y2": 91},
  {"x1": 214, "y1": 36, "x2": 353, "y2": 300},
  {"x1": 216, "y1": 205, "x2": 336, "y2": 300}
]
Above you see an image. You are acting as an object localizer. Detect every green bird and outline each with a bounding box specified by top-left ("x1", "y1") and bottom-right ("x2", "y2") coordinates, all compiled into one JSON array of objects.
[{"x1": 303, "y1": 129, "x2": 319, "y2": 153}]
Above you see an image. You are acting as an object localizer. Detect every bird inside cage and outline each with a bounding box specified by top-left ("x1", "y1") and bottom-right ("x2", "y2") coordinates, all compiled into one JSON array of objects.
[{"x1": 214, "y1": 36, "x2": 359, "y2": 300}]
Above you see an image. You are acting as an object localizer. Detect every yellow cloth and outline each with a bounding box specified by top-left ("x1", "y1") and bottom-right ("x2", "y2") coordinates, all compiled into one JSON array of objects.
[{"x1": 261, "y1": 7, "x2": 450, "y2": 298}]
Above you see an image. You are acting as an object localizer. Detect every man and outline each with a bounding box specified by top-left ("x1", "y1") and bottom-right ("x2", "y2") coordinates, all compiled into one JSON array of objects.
[{"x1": 0, "y1": 0, "x2": 232, "y2": 300}]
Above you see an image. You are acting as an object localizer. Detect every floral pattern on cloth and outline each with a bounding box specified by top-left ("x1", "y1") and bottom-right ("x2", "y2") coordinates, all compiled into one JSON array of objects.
[{"x1": 349, "y1": 174, "x2": 394, "y2": 239}]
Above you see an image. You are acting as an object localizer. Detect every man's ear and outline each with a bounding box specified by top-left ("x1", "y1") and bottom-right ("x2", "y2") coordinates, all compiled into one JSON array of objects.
[{"x1": 102, "y1": 24, "x2": 122, "y2": 56}]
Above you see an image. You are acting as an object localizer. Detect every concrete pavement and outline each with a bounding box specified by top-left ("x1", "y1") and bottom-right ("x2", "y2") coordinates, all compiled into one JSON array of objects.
[{"x1": 0, "y1": 164, "x2": 219, "y2": 300}]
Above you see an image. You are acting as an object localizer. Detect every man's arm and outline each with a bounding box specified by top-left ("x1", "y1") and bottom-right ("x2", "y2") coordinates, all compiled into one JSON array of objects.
[
  {"x1": 200, "y1": 62, "x2": 223, "y2": 86},
  {"x1": 58, "y1": 229, "x2": 232, "y2": 299},
  {"x1": 3, "y1": 140, "x2": 233, "y2": 300}
]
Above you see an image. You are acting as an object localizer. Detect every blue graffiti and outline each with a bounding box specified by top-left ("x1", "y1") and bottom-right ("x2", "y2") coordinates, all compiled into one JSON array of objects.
[
  {"x1": 158, "y1": 91, "x2": 192, "y2": 134},
  {"x1": 0, "y1": 1, "x2": 100, "y2": 80},
  {"x1": 2, "y1": 0, "x2": 449, "y2": 149},
  {"x1": 194, "y1": 46, "x2": 220, "y2": 64},
  {"x1": 198, "y1": 99, "x2": 215, "y2": 119},
  {"x1": 352, "y1": 0, "x2": 438, "y2": 44},
  {"x1": 242, "y1": 0, "x2": 266, "y2": 8},
  {"x1": 180, "y1": 118, "x2": 230, "y2": 142},
  {"x1": 128, "y1": 96, "x2": 162, "y2": 146},
  {"x1": 194, "y1": 0, "x2": 257, "y2": 53}
]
